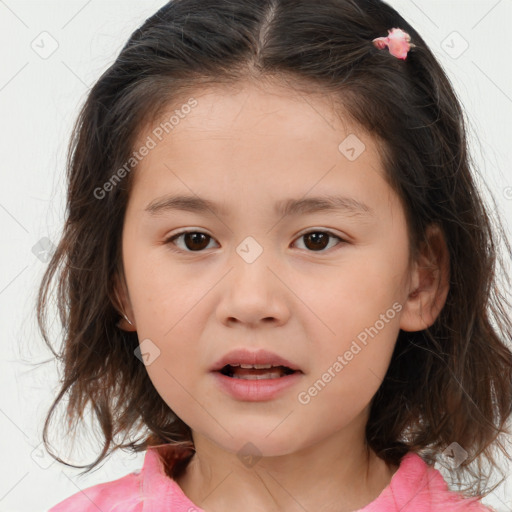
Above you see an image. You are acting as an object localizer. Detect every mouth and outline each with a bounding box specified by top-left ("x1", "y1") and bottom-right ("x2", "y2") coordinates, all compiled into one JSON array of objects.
[
  {"x1": 218, "y1": 364, "x2": 299, "y2": 380},
  {"x1": 210, "y1": 349, "x2": 303, "y2": 401},
  {"x1": 210, "y1": 348, "x2": 303, "y2": 379}
]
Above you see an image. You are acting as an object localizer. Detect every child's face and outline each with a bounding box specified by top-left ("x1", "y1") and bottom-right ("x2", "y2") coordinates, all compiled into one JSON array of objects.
[{"x1": 120, "y1": 80, "x2": 417, "y2": 458}]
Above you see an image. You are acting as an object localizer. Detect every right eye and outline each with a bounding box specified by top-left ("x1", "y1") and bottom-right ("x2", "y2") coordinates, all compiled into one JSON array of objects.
[{"x1": 164, "y1": 230, "x2": 218, "y2": 253}]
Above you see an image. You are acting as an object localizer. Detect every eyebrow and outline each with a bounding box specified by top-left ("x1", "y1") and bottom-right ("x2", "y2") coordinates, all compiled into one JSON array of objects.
[{"x1": 144, "y1": 194, "x2": 375, "y2": 218}]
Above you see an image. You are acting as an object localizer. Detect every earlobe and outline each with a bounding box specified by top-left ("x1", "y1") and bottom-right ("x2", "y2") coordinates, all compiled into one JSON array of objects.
[
  {"x1": 399, "y1": 224, "x2": 450, "y2": 332},
  {"x1": 112, "y1": 275, "x2": 137, "y2": 332},
  {"x1": 117, "y1": 310, "x2": 136, "y2": 331}
]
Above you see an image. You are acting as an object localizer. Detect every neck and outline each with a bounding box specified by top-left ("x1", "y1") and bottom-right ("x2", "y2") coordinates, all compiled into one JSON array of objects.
[{"x1": 173, "y1": 421, "x2": 398, "y2": 512}]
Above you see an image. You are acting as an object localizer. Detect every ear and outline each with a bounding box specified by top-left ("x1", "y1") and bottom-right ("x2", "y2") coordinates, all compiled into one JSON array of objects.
[
  {"x1": 112, "y1": 273, "x2": 137, "y2": 332},
  {"x1": 399, "y1": 224, "x2": 450, "y2": 332}
]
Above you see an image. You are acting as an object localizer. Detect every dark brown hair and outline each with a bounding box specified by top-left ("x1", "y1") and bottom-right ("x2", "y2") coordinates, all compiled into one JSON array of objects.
[{"x1": 37, "y1": 0, "x2": 512, "y2": 498}]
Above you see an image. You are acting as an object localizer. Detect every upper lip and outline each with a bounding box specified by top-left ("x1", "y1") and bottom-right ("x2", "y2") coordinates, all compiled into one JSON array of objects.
[{"x1": 210, "y1": 348, "x2": 302, "y2": 372}]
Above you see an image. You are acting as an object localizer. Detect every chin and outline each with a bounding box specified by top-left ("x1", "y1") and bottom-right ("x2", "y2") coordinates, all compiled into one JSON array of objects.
[{"x1": 202, "y1": 428, "x2": 304, "y2": 459}]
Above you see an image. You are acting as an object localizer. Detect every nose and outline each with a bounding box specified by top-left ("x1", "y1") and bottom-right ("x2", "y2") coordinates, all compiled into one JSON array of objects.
[{"x1": 215, "y1": 247, "x2": 291, "y2": 328}]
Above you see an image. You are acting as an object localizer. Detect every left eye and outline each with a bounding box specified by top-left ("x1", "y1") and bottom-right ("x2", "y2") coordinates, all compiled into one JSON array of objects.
[
  {"x1": 294, "y1": 230, "x2": 345, "y2": 251},
  {"x1": 164, "y1": 230, "x2": 345, "y2": 253}
]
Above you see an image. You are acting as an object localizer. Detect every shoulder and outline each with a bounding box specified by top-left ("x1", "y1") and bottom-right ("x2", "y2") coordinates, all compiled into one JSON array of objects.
[
  {"x1": 362, "y1": 452, "x2": 497, "y2": 512},
  {"x1": 47, "y1": 446, "x2": 198, "y2": 512},
  {"x1": 47, "y1": 470, "x2": 143, "y2": 512}
]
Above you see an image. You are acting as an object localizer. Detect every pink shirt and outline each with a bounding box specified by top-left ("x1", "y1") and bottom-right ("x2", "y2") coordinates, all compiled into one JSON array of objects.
[{"x1": 48, "y1": 447, "x2": 495, "y2": 511}]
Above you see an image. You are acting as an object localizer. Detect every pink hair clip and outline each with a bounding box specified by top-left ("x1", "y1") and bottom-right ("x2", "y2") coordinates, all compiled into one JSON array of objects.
[{"x1": 372, "y1": 27, "x2": 415, "y2": 60}]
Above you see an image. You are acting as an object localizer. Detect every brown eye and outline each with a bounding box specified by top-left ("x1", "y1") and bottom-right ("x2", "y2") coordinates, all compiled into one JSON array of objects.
[
  {"x1": 164, "y1": 229, "x2": 345, "y2": 254},
  {"x1": 165, "y1": 231, "x2": 217, "y2": 252},
  {"x1": 293, "y1": 231, "x2": 345, "y2": 252}
]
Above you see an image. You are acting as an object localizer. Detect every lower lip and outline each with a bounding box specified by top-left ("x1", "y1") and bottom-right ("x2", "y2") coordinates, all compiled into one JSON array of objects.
[{"x1": 211, "y1": 371, "x2": 303, "y2": 401}]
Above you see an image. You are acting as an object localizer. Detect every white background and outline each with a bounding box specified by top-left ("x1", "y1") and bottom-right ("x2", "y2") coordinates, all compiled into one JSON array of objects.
[{"x1": 1, "y1": 1, "x2": 511, "y2": 511}]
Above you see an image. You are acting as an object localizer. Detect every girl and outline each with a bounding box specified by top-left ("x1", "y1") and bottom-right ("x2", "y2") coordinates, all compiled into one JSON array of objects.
[{"x1": 39, "y1": 0, "x2": 512, "y2": 511}]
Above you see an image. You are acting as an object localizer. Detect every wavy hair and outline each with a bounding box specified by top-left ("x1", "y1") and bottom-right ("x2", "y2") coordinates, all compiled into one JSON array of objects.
[{"x1": 36, "y1": 0, "x2": 512, "y2": 498}]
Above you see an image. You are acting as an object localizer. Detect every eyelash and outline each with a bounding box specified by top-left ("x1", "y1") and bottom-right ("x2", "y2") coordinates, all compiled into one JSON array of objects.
[{"x1": 163, "y1": 229, "x2": 346, "y2": 254}]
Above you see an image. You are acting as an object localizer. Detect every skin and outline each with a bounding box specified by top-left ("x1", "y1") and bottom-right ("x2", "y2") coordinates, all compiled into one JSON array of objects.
[{"x1": 115, "y1": 78, "x2": 450, "y2": 512}]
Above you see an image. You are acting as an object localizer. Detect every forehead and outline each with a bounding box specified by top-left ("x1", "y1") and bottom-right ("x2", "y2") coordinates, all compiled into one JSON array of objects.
[
  {"x1": 135, "y1": 79, "x2": 365, "y2": 155},
  {"x1": 128, "y1": 80, "x2": 394, "y2": 217}
]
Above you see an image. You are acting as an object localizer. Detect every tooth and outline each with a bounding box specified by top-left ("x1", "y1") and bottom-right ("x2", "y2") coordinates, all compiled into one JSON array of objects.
[
  {"x1": 239, "y1": 363, "x2": 273, "y2": 369},
  {"x1": 233, "y1": 371, "x2": 283, "y2": 380}
]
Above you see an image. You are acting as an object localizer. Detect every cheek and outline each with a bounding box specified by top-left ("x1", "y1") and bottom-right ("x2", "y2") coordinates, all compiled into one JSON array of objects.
[
  {"x1": 141, "y1": 314, "x2": 204, "y2": 404},
  {"x1": 301, "y1": 260, "x2": 403, "y2": 377},
  {"x1": 127, "y1": 249, "x2": 207, "y2": 328},
  {"x1": 297, "y1": 314, "x2": 400, "y2": 426},
  {"x1": 312, "y1": 258, "x2": 403, "y2": 324},
  {"x1": 143, "y1": 358, "x2": 198, "y2": 427}
]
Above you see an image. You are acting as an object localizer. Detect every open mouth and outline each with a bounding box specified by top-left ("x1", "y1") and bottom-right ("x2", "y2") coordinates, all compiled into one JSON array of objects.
[{"x1": 219, "y1": 364, "x2": 298, "y2": 380}]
